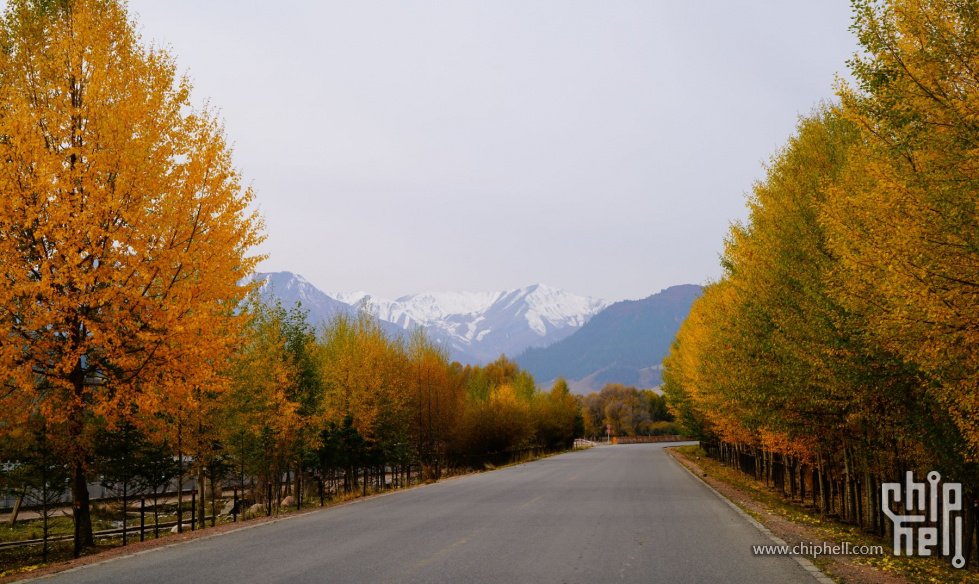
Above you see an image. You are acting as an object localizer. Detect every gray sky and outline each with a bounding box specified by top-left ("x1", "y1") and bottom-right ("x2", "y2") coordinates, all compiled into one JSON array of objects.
[{"x1": 123, "y1": 1, "x2": 858, "y2": 301}]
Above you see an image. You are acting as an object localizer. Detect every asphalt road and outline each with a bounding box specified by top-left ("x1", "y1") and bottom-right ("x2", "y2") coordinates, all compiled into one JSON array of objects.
[{"x1": 27, "y1": 444, "x2": 819, "y2": 584}]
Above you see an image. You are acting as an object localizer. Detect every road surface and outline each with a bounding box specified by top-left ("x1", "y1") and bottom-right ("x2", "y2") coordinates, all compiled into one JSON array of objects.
[{"x1": 25, "y1": 443, "x2": 819, "y2": 584}]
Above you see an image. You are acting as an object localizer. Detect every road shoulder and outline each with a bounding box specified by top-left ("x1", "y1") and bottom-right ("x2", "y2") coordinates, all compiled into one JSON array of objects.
[{"x1": 668, "y1": 446, "x2": 915, "y2": 584}]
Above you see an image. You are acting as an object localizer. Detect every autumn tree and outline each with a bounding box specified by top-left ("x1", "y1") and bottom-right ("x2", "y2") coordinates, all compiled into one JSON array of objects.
[
  {"x1": 579, "y1": 391, "x2": 606, "y2": 440},
  {"x1": 579, "y1": 383, "x2": 675, "y2": 438},
  {"x1": 225, "y1": 297, "x2": 320, "y2": 508},
  {"x1": 827, "y1": 0, "x2": 979, "y2": 458},
  {"x1": 407, "y1": 329, "x2": 462, "y2": 480},
  {"x1": 482, "y1": 355, "x2": 536, "y2": 401},
  {"x1": 532, "y1": 379, "x2": 580, "y2": 450},
  {"x1": 454, "y1": 382, "x2": 534, "y2": 457},
  {"x1": 319, "y1": 311, "x2": 409, "y2": 491},
  {"x1": 0, "y1": 0, "x2": 263, "y2": 547}
]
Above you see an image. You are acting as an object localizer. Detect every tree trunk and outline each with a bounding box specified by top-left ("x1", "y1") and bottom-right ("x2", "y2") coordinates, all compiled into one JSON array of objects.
[
  {"x1": 816, "y1": 454, "x2": 828, "y2": 515},
  {"x1": 811, "y1": 466, "x2": 818, "y2": 507},
  {"x1": 122, "y1": 483, "x2": 128, "y2": 545},
  {"x1": 296, "y1": 467, "x2": 303, "y2": 509},
  {"x1": 42, "y1": 475, "x2": 49, "y2": 562},
  {"x1": 8, "y1": 485, "x2": 25, "y2": 526},
  {"x1": 72, "y1": 458, "x2": 94, "y2": 548},
  {"x1": 799, "y1": 464, "x2": 806, "y2": 503},
  {"x1": 974, "y1": 495, "x2": 979, "y2": 570},
  {"x1": 69, "y1": 359, "x2": 94, "y2": 549},
  {"x1": 767, "y1": 450, "x2": 773, "y2": 487},
  {"x1": 841, "y1": 452, "x2": 849, "y2": 522},
  {"x1": 153, "y1": 489, "x2": 160, "y2": 538},
  {"x1": 789, "y1": 457, "x2": 797, "y2": 500},
  {"x1": 828, "y1": 469, "x2": 834, "y2": 516},
  {"x1": 177, "y1": 429, "x2": 184, "y2": 533},
  {"x1": 198, "y1": 466, "x2": 207, "y2": 529},
  {"x1": 865, "y1": 470, "x2": 875, "y2": 533},
  {"x1": 843, "y1": 447, "x2": 857, "y2": 525},
  {"x1": 963, "y1": 494, "x2": 975, "y2": 569}
]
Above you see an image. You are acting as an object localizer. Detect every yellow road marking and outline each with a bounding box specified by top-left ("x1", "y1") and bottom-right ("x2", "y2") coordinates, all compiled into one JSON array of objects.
[
  {"x1": 383, "y1": 537, "x2": 470, "y2": 584},
  {"x1": 413, "y1": 536, "x2": 469, "y2": 569},
  {"x1": 518, "y1": 496, "x2": 541, "y2": 509}
]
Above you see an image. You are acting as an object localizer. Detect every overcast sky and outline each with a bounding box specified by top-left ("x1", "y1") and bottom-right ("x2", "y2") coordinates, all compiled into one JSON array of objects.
[{"x1": 120, "y1": 1, "x2": 859, "y2": 302}]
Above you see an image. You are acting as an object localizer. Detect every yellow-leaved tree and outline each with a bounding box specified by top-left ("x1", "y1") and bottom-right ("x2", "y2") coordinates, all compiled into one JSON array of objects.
[
  {"x1": 828, "y1": 0, "x2": 979, "y2": 457},
  {"x1": 0, "y1": 0, "x2": 263, "y2": 548}
]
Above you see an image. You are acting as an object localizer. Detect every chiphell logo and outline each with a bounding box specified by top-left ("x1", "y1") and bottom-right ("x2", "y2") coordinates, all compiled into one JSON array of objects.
[{"x1": 882, "y1": 471, "x2": 965, "y2": 569}]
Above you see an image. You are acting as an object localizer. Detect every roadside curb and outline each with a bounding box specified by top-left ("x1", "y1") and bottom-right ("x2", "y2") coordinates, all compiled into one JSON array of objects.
[{"x1": 667, "y1": 449, "x2": 836, "y2": 584}]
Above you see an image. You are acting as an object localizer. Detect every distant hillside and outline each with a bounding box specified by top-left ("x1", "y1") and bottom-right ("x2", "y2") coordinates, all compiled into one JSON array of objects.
[{"x1": 515, "y1": 284, "x2": 702, "y2": 393}]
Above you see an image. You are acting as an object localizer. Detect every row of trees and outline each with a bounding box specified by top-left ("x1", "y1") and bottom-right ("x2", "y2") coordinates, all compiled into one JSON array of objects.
[
  {"x1": 219, "y1": 300, "x2": 582, "y2": 509},
  {"x1": 663, "y1": 0, "x2": 979, "y2": 555}
]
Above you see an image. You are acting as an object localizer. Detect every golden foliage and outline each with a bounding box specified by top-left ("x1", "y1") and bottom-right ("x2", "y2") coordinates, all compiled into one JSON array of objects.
[
  {"x1": 828, "y1": 0, "x2": 979, "y2": 455},
  {"x1": 0, "y1": 0, "x2": 263, "y2": 545},
  {"x1": 664, "y1": 1, "x2": 979, "y2": 499},
  {"x1": 0, "y1": 0, "x2": 263, "y2": 429}
]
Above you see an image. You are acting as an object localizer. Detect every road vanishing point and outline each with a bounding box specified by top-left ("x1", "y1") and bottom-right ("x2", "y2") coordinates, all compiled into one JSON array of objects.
[{"x1": 24, "y1": 443, "x2": 822, "y2": 584}]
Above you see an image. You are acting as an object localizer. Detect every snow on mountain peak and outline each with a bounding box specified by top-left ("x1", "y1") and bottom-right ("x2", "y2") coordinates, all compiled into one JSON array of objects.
[
  {"x1": 513, "y1": 283, "x2": 609, "y2": 335},
  {"x1": 325, "y1": 283, "x2": 609, "y2": 361},
  {"x1": 328, "y1": 286, "x2": 605, "y2": 330},
  {"x1": 331, "y1": 291, "x2": 371, "y2": 306},
  {"x1": 249, "y1": 272, "x2": 610, "y2": 365}
]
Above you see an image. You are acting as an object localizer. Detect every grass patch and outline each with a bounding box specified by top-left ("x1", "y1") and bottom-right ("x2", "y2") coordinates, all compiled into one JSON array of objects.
[
  {"x1": 0, "y1": 540, "x2": 76, "y2": 579},
  {"x1": 674, "y1": 444, "x2": 706, "y2": 457},
  {"x1": 0, "y1": 515, "x2": 78, "y2": 542}
]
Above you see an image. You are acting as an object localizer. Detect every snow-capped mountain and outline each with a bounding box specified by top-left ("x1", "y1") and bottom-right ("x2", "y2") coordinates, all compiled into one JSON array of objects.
[
  {"x1": 251, "y1": 272, "x2": 350, "y2": 321},
  {"x1": 331, "y1": 284, "x2": 609, "y2": 363},
  {"x1": 248, "y1": 272, "x2": 608, "y2": 364},
  {"x1": 246, "y1": 272, "x2": 407, "y2": 339}
]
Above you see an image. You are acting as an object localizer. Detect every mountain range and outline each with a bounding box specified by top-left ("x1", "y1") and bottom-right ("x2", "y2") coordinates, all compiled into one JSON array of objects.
[
  {"x1": 250, "y1": 272, "x2": 608, "y2": 364},
  {"x1": 250, "y1": 272, "x2": 700, "y2": 394},
  {"x1": 331, "y1": 285, "x2": 608, "y2": 363}
]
